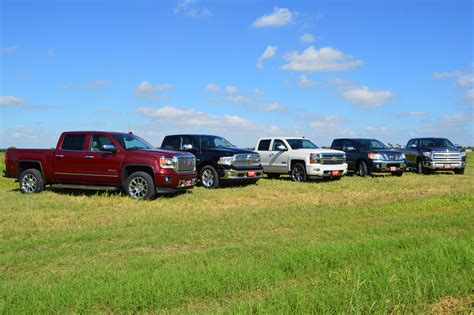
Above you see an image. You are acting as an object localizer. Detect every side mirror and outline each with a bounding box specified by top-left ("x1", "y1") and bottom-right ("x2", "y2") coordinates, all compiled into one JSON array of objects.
[
  {"x1": 346, "y1": 146, "x2": 355, "y2": 151},
  {"x1": 182, "y1": 144, "x2": 193, "y2": 150},
  {"x1": 409, "y1": 144, "x2": 417, "y2": 148},
  {"x1": 101, "y1": 144, "x2": 117, "y2": 153},
  {"x1": 276, "y1": 145, "x2": 287, "y2": 151}
]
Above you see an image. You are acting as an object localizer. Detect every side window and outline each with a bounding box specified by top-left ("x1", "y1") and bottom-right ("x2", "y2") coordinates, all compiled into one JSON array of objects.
[
  {"x1": 343, "y1": 140, "x2": 354, "y2": 150},
  {"x1": 90, "y1": 134, "x2": 114, "y2": 151},
  {"x1": 257, "y1": 139, "x2": 271, "y2": 151},
  {"x1": 407, "y1": 139, "x2": 413, "y2": 147},
  {"x1": 332, "y1": 139, "x2": 343, "y2": 150},
  {"x1": 61, "y1": 134, "x2": 86, "y2": 151},
  {"x1": 272, "y1": 139, "x2": 287, "y2": 151},
  {"x1": 162, "y1": 136, "x2": 179, "y2": 150},
  {"x1": 180, "y1": 136, "x2": 196, "y2": 150}
]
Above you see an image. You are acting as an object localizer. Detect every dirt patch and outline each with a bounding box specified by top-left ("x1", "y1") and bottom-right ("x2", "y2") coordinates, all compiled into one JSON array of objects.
[{"x1": 430, "y1": 295, "x2": 473, "y2": 314}]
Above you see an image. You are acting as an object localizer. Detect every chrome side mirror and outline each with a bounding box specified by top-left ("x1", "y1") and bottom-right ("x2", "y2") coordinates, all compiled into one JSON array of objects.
[
  {"x1": 346, "y1": 146, "x2": 356, "y2": 151},
  {"x1": 182, "y1": 144, "x2": 193, "y2": 150},
  {"x1": 276, "y1": 145, "x2": 287, "y2": 151},
  {"x1": 101, "y1": 144, "x2": 117, "y2": 152}
]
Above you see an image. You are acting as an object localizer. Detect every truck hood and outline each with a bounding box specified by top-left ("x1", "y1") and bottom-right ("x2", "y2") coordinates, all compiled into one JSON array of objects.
[
  {"x1": 359, "y1": 148, "x2": 404, "y2": 155},
  {"x1": 424, "y1": 147, "x2": 461, "y2": 153},
  {"x1": 136, "y1": 149, "x2": 195, "y2": 158},
  {"x1": 202, "y1": 147, "x2": 257, "y2": 155},
  {"x1": 291, "y1": 148, "x2": 345, "y2": 155}
]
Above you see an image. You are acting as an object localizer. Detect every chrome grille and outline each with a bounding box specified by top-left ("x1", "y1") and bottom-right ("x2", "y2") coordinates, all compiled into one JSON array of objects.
[
  {"x1": 232, "y1": 153, "x2": 261, "y2": 167},
  {"x1": 177, "y1": 157, "x2": 196, "y2": 172},
  {"x1": 432, "y1": 152, "x2": 460, "y2": 160},
  {"x1": 385, "y1": 153, "x2": 404, "y2": 160},
  {"x1": 321, "y1": 154, "x2": 345, "y2": 165}
]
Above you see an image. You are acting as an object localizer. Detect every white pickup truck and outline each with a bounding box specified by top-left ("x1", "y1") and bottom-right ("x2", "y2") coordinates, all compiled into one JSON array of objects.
[{"x1": 255, "y1": 137, "x2": 348, "y2": 182}]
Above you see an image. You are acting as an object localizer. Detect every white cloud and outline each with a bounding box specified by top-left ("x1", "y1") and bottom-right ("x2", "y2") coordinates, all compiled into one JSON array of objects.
[
  {"x1": 364, "y1": 126, "x2": 391, "y2": 134},
  {"x1": 463, "y1": 88, "x2": 474, "y2": 104},
  {"x1": 457, "y1": 74, "x2": 474, "y2": 87},
  {"x1": 256, "y1": 45, "x2": 277, "y2": 69},
  {"x1": 87, "y1": 80, "x2": 111, "y2": 88},
  {"x1": 433, "y1": 67, "x2": 474, "y2": 105},
  {"x1": 299, "y1": 33, "x2": 315, "y2": 43},
  {"x1": 0, "y1": 96, "x2": 25, "y2": 107},
  {"x1": 298, "y1": 74, "x2": 317, "y2": 88},
  {"x1": 395, "y1": 111, "x2": 427, "y2": 118},
  {"x1": 136, "y1": 81, "x2": 174, "y2": 95},
  {"x1": 258, "y1": 102, "x2": 284, "y2": 112},
  {"x1": 433, "y1": 70, "x2": 463, "y2": 80},
  {"x1": 282, "y1": 46, "x2": 363, "y2": 72},
  {"x1": 1, "y1": 46, "x2": 18, "y2": 54},
  {"x1": 174, "y1": 0, "x2": 211, "y2": 17},
  {"x1": 309, "y1": 115, "x2": 345, "y2": 130},
  {"x1": 252, "y1": 7, "x2": 294, "y2": 28},
  {"x1": 342, "y1": 86, "x2": 394, "y2": 108},
  {"x1": 225, "y1": 85, "x2": 238, "y2": 94},
  {"x1": 204, "y1": 83, "x2": 221, "y2": 93},
  {"x1": 0, "y1": 125, "x2": 57, "y2": 148}
]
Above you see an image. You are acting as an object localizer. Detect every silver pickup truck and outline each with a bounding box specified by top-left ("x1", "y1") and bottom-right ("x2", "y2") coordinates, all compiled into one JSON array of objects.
[{"x1": 255, "y1": 137, "x2": 348, "y2": 182}]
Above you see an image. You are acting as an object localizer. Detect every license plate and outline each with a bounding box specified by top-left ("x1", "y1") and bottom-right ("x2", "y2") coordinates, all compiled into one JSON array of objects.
[
  {"x1": 185, "y1": 180, "x2": 193, "y2": 186},
  {"x1": 390, "y1": 166, "x2": 397, "y2": 171},
  {"x1": 444, "y1": 164, "x2": 451, "y2": 169},
  {"x1": 332, "y1": 170, "x2": 340, "y2": 177},
  {"x1": 247, "y1": 171, "x2": 256, "y2": 177}
]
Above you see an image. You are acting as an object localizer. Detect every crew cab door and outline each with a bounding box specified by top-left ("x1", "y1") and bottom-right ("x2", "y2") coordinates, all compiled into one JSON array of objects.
[
  {"x1": 84, "y1": 134, "x2": 122, "y2": 185},
  {"x1": 342, "y1": 139, "x2": 357, "y2": 171},
  {"x1": 256, "y1": 139, "x2": 272, "y2": 171},
  {"x1": 54, "y1": 133, "x2": 91, "y2": 184},
  {"x1": 268, "y1": 139, "x2": 289, "y2": 173},
  {"x1": 405, "y1": 139, "x2": 419, "y2": 165}
]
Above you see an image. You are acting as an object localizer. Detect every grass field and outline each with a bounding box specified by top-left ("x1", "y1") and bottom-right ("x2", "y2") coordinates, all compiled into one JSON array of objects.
[{"x1": 1, "y1": 153, "x2": 473, "y2": 313}]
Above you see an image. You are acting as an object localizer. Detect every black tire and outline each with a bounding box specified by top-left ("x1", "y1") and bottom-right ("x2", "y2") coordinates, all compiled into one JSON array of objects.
[
  {"x1": 124, "y1": 171, "x2": 156, "y2": 200},
  {"x1": 291, "y1": 163, "x2": 307, "y2": 182},
  {"x1": 19, "y1": 169, "x2": 44, "y2": 194},
  {"x1": 357, "y1": 161, "x2": 368, "y2": 177},
  {"x1": 266, "y1": 173, "x2": 280, "y2": 179},
  {"x1": 199, "y1": 165, "x2": 220, "y2": 188},
  {"x1": 392, "y1": 171, "x2": 404, "y2": 177},
  {"x1": 454, "y1": 168, "x2": 465, "y2": 175},
  {"x1": 416, "y1": 159, "x2": 431, "y2": 174}
]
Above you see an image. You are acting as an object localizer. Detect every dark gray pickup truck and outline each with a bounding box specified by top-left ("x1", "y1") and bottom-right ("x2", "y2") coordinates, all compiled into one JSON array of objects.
[{"x1": 403, "y1": 137, "x2": 466, "y2": 174}]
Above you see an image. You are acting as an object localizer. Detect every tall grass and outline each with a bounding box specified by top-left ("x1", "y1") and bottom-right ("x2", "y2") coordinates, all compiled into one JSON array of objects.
[{"x1": 0, "y1": 153, "x2": 472, "y2": 313}]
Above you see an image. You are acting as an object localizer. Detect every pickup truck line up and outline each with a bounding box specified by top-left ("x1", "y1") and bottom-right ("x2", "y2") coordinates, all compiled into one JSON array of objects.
[{"x1": 4, "y1": 131, "x2": 197, "y2": 199}]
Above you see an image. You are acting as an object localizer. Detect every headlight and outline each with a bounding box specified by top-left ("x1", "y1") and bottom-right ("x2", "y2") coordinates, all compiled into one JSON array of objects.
[
  {"x1": 159, "y1": 156, "x2": 176, "y2": 169},
  {"x1": 310, "y1": 153, "x2": 322, "y2": 164},
  {"x1": 368, "y1": 153, "x2": 384, "y2": 160},
  {"x1": 218, "y1": 156, "x2": 233, "y2": 165}
]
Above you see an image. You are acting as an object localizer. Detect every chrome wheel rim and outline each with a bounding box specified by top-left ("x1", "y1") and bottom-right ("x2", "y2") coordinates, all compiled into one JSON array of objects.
[
  {"x1": 21, "y1": 174, "x2": 37, "y2": 193},
  {"x1": 128, "y1": 177, "x2": 148, "y2": 199},
  {"x1": 291, "y1": 165, "x2": 305, "y2": 182},
  {"x1": 201, "y1": 169, "x2": 214, "y2": 187},
  {"x1": 358, "y1": 164, "x2": 365, "y2": 176}
]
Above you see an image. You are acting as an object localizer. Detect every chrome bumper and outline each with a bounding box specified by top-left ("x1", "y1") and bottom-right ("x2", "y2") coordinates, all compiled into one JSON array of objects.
[
  {"x1": 424, "y1": 160, "x2": 465, "y2": 170},
  {"x1": 221, "y1": 169, "x2": 263, "y2": 180}
]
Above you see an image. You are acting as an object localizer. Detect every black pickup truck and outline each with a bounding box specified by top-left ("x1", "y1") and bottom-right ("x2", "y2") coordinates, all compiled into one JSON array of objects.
[
  {"x1": 161, "y1": 134, "x2": 263, "y2": 188},
  {"x1": 331, "y1": 138, "x2": 406, "y2": 176},
  {"x1": 403, "y1": 137, "x2": 466, "y2": 174}
]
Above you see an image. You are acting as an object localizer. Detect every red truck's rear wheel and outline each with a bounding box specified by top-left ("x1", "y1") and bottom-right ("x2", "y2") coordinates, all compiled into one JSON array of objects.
[
  {"x1": 124, "y1": 172, "x2": 156, "y2": 200},
  {"x1": 19, "y1": 169, "x2": 44, "y2": 194}
]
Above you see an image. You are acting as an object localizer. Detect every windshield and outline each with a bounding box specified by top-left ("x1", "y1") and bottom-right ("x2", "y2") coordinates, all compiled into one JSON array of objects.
[
  {"x1": 286, "y1": 139, "x2": 319, "y2": 149},
  {"x1": 420, "y1": 138, "x2": 454, "y2": 148},
  {"x1": 199, "y1": 135, "x2": 235, "y2": 148},
  {"x1": 356, "y1": 139, "x2": 388, "y2": 149},
  {"x1": 113, "y1": 134, "x2": 154, "y2": 151}
]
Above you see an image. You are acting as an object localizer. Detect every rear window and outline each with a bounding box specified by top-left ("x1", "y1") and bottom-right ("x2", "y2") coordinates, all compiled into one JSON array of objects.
[
  {"x1": 257, "y1": 139, "x2": 271, "y2": 151},
  {"x1": 61, "y1": 134, "x2": 86, "y2": 151}
]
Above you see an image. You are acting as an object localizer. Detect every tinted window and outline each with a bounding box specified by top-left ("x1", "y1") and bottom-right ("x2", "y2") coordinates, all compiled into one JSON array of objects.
[
  {"x1": 113, "y1": 134, "x2": 154, "y2": 151},
  {"x1": 332, "y1": 139, "x2": 343, "y2": 150},
  {"x1": 199, "y1": 135, "x2": 235, "y2": 149},
  {"x1": 272, "y1": 139, "x2": 287, "y2": 151},
  {"x1": 162, "y1": 136, "x2": 180, "y2": 150},
  {"x1": 406, "y1": 139, "x2": 414, "y2": 147},
  {"x1": 355, "y1": 139, "x2": 388, "y2": 149},
  {"x1": 61, "y1": 134, "x2": 86, "y2": 151},
  {"x1": 258, "y1": 139, "x2": 271, "y2": 151},
  {"x1": 90, "y1": 134, "x2": 114, "y2": 151},
  {"x1": 343, "y1": 140, "x2": 355, "y2": 150},
  {"x1": 286, "y1": 139, "x2": 318, "y2": 149},
  {"x1": 420, "y1": 138, "x2": 454, "y2": 148}
]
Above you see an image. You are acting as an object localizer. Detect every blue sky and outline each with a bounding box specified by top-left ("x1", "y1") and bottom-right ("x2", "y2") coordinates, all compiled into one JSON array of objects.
[{"x1": 1, "y1": 0, "x2": 473, "y2": 148}]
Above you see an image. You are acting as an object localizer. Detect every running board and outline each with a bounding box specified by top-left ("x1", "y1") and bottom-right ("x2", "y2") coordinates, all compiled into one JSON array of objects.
[{"x1": 50, "y1": 184, "x2": 120, "y2": 191}]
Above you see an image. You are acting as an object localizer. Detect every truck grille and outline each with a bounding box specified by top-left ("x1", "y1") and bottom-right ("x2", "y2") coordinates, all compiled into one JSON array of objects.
[
  {"x1": 321, "y1": 154, "x2": 345, "y2": 165},
  {"x1": 177, "y1": 157, "x2": 196, "y2": 172},
  {"x1": 385, "y1": 153, "x2": 404, "y2": 160},
  {"x1": 432, "y1": 152, "x2": 460, "y2": 160},
  {"x1": 232, "y1": 153, "x2": 261, "y2": 167}
]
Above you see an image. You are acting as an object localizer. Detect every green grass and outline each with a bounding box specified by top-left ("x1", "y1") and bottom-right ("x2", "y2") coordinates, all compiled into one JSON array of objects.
[{"x1": 1, "y1": 153, "x2": 473, "y2": 313}]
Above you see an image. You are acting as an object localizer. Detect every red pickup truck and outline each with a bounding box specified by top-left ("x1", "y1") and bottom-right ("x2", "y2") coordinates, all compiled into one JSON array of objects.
[{"x1": 3, "y1": 131, "x2": 197, "y2": 200}]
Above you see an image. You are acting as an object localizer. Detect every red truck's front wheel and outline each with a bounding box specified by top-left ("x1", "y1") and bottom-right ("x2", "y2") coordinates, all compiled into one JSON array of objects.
[
  {"x1": 19, "y1": 169, "x2": 45, "y2": 194},
  {"x1": 124, "y1": 172, "x2": 156, "y2": 200}
]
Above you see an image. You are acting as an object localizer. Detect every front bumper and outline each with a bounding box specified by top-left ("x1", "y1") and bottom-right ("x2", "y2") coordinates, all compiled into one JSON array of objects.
[
  {"x1": 306, "y1": 163, "x2": 348, "y2": 177},
  {"x1": 424, "y1": 160, "x2": 466, "y2": 170},
  {"x1": 155, "y1": 172, "x2": 197, "y2": 194},
  {"x1": 369, "y1": 160, "x2": 406, "y2": 173},
  {"x1": 220, "y1": 168, "x2": 263, "y2": 180}
]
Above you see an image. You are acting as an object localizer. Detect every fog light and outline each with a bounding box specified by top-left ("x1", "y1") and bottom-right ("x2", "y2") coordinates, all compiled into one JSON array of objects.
[
  {"x1": 164, "y1": 176, "x2": 172, "y2": 184},
  {"x1": 376, "y1": 164, "x2": 381, "y2": 169}
]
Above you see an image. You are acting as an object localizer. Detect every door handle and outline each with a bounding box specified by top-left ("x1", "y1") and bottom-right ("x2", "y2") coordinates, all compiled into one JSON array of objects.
[
  {"x1": 84, "y1": 155, "x2": 94, "y2": 159},
  {"x1": 55, "y1": 154, "x2": 64, "y2": 158}
]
